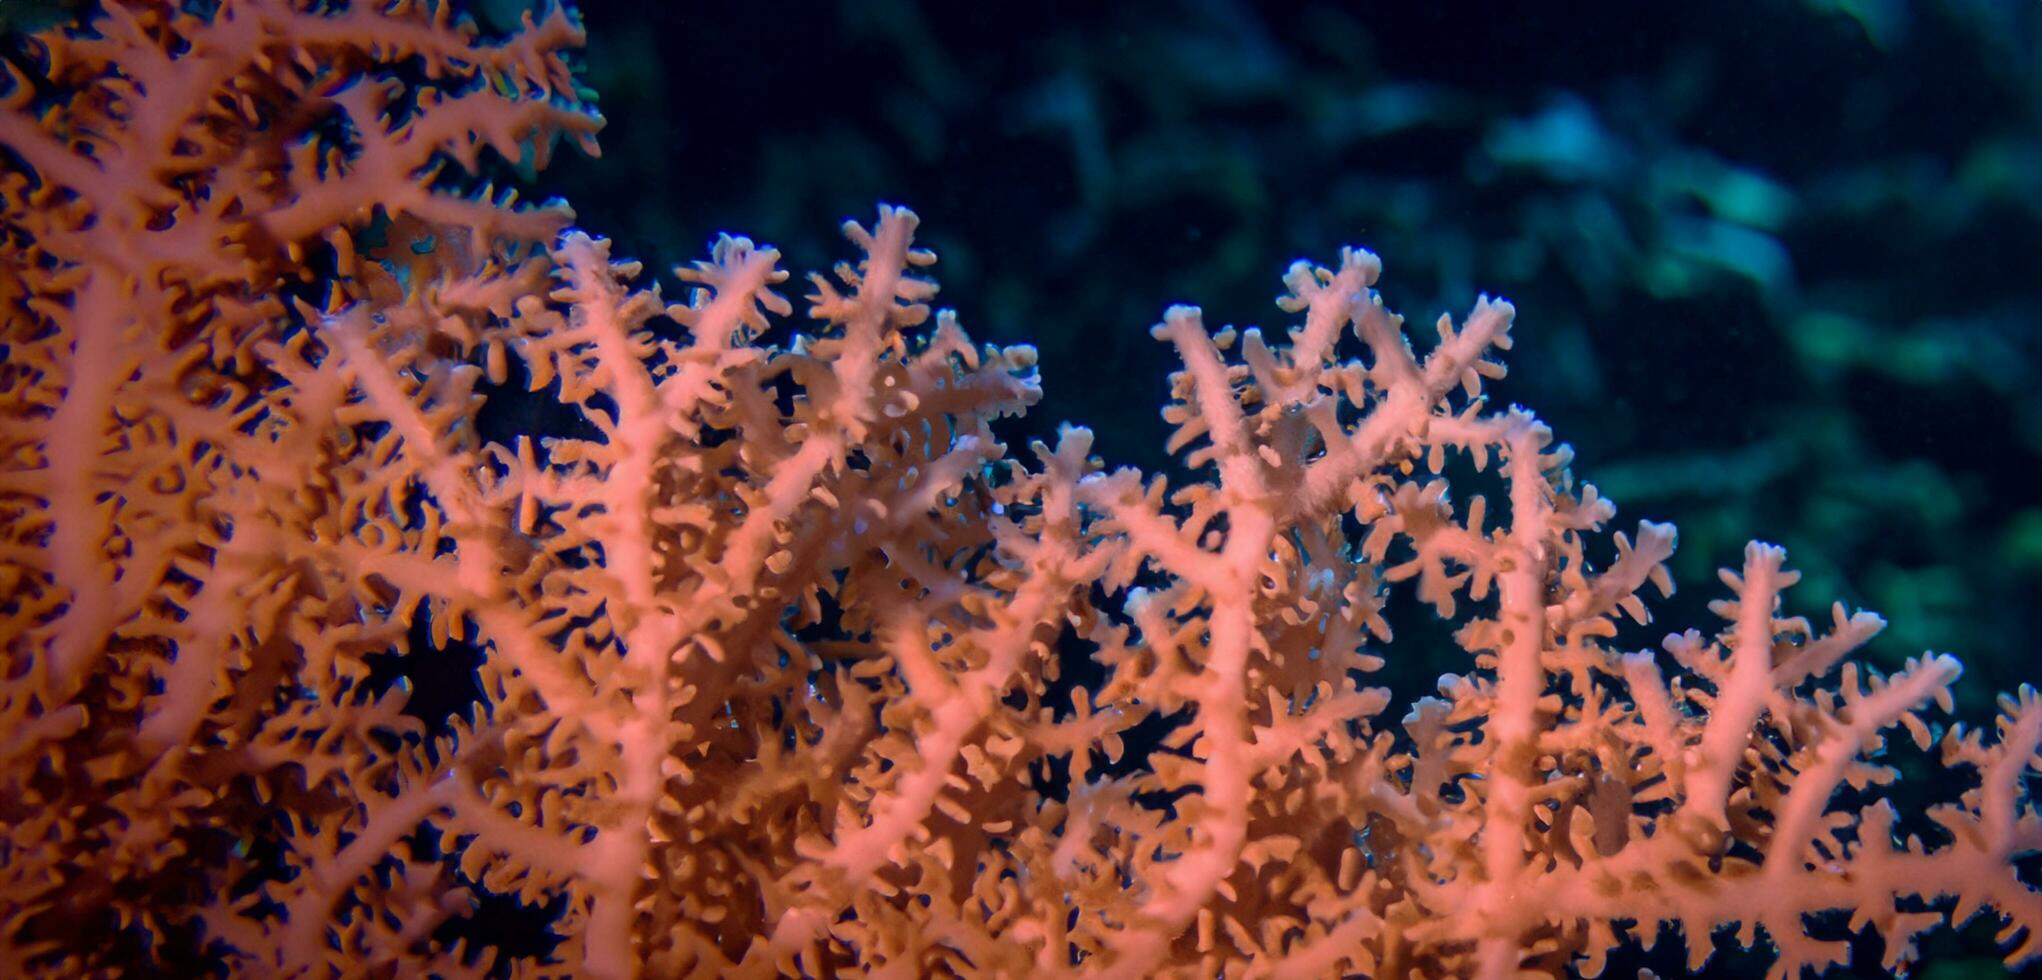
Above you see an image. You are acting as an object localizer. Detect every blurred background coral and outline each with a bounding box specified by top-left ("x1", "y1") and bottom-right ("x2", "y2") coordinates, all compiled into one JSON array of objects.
[{"x1": 552, "y1": 0, "x2": 2042, "y2": 730}]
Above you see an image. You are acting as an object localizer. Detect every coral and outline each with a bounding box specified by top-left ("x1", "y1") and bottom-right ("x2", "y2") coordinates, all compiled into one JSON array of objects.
[{"x1": 1, "y1": 2, "x2": 2036, "y2": 978}]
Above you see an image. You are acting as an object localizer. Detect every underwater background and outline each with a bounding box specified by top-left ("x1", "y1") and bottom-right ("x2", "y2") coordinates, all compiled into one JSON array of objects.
[{"x1": 545, "y1": 2, "x2": 2042, "y2": 976}]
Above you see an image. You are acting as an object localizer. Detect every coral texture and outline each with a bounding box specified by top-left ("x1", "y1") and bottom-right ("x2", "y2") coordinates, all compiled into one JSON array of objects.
[{"x1": 1, "y1": 3, "x2": 2037, "y2": 979}]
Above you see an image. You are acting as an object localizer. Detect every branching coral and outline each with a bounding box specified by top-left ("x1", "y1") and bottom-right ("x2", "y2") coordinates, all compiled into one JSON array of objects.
[{"x1": 1, "y1": 3, "x2": 2036, "y2": 978}]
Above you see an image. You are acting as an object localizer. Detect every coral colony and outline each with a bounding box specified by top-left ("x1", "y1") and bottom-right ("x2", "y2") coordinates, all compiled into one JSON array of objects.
[{"x1": 0, "y1": 2, "x2": 2035, "y2": 978}]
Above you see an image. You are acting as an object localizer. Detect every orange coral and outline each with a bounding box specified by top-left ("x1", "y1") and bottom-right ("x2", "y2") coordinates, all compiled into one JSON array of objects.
[{"x1": 1, "y1": 3, "x2": 2036, "y2": 979}]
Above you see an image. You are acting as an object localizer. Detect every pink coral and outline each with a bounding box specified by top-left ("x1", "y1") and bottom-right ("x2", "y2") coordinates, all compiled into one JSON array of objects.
[{"x1": 1, "y1": 3, "x2": 2036, "y2": 978}]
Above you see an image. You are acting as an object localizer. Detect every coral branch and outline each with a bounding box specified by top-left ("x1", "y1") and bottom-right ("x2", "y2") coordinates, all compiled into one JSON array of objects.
[{"x1": 0, "y1": 3, "x2": 2033, "y2": 978}]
